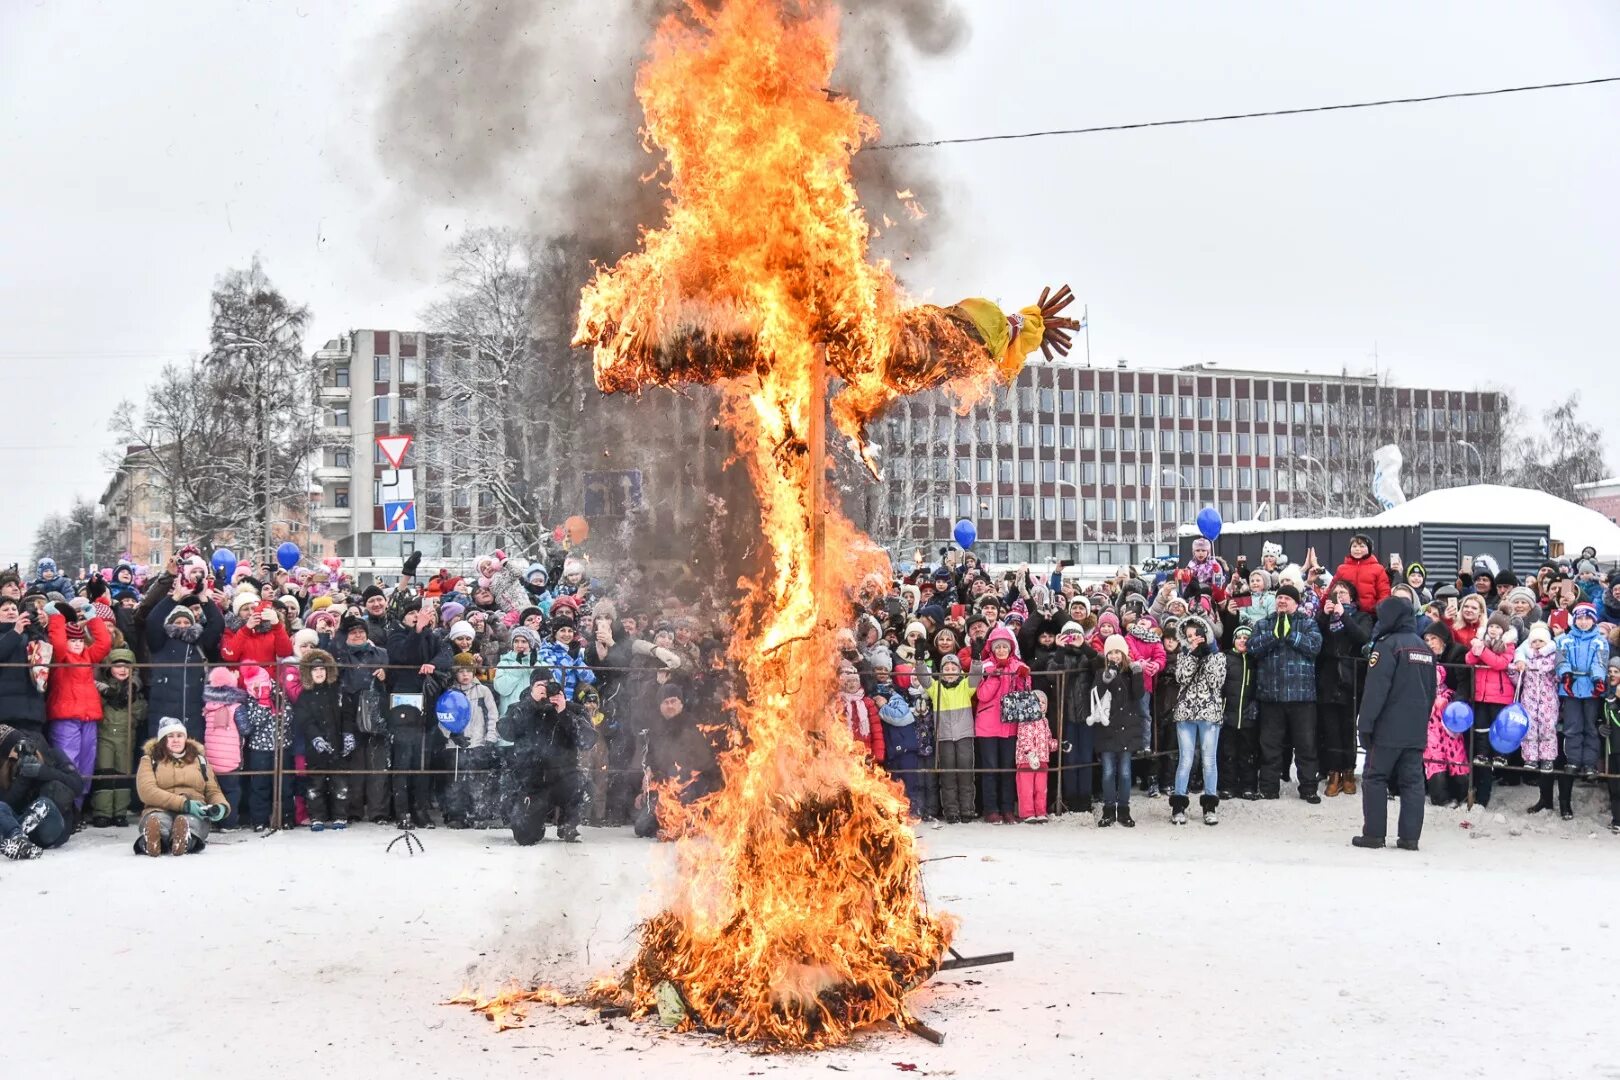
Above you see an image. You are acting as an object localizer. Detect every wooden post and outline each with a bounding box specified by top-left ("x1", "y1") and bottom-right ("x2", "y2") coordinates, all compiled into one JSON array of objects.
[{"x1": 807, "y1": 349, "x2": 828, "y2": 623}]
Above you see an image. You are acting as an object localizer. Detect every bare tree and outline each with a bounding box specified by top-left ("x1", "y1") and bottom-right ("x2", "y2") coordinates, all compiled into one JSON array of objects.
[
  {"x1": 1507, "y1": 394, "x2": 1609, "y2": 502},
  {"x1": 31, "y1": 497, "x2": 116, "y2": 576}
]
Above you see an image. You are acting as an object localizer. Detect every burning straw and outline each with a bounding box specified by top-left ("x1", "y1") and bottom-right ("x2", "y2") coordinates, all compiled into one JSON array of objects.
[{"x1": 459, "y1": 0, "x2": 1070, "y2": 1049}]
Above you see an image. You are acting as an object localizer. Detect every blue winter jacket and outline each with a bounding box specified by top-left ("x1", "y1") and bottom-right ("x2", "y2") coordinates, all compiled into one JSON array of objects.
[
  {"x1": 537, "y1": 640, "x2": 596, "y2": 701},
  {"x1": 1247, "y1": 611, "x2": 1323, "y2": 703},
  {"x1": 1555, "y1": 624, "x2": 1609, "y2": 699}
]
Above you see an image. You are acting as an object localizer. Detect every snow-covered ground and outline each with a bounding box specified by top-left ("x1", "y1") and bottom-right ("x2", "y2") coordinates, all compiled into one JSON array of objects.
[{"x1": 10, "y1": 783, "x2": 1618, "y2": 1079}]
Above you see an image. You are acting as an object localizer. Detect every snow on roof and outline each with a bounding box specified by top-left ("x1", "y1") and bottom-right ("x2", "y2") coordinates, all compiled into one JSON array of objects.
[{"x1": 1372, "y1": 484, "x2": 1620, "y2": 557}]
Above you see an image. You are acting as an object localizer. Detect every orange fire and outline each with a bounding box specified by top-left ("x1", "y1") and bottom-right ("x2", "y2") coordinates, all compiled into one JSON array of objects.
[{"x1": 464, "y1": 0, "x2": 1072, "y2": 1049}]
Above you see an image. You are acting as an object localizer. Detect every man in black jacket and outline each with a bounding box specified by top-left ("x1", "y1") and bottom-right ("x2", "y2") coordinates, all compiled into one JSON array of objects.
[
  {"x1": 1353, "y1": 597, "x2": 1437, "y2": 851},
  {"x1": 1317, "y1": 579, "x2": 1373, "y2": 798},
  {"x1": 335, "y1": 615, "x2": 391, "y2": 823},
  {"x1": 0, "y1": 724, "x2": 85, "y2": 858},
  {"x1": 386, "y1": 596, "x2": 441, "y2": 828},
  {"x1": 499, "y1": 673, "x2": 589, "y2": 844}
]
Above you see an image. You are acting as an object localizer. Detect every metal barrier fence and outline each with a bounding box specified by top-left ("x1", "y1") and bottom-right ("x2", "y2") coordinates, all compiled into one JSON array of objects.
[{"x1": 2, "y1": 649, "x2": 1612, "y2": 828}]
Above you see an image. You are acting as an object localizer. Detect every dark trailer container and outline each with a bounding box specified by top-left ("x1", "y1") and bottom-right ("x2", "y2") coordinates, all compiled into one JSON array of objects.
[{"x1": 1177, "y1": 519, "x2": 1550, "y2": 583}]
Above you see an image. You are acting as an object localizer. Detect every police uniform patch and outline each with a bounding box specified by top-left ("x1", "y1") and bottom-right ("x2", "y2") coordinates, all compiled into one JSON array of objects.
[{"x1": 1368, "y1": 651, "x2": 1379, "y2": 668}]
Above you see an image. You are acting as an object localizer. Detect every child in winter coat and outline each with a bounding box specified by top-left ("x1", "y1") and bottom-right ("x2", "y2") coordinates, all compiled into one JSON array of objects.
[
  {"x1": 239, "y1": 664, "x2": 292, "y2": 831},
  {"x1": 835, "y1": 660, "x2": 885, "y2": 762},
  {"x1": 45, "y1": 608, "x2": 113, "y2": 808},
  {"x1": 440, "y1": 652, "x2": 501, "y2": 828},
  {"x1": 1602, "y1": 657, "x2": 1620, "y2": 834},
  {"x1": 89, "y1": 649, "x2": 145, "y2": 827},
  {"x1": 1171, "y1": 616, "x2": 1226, "y2": 825},
  {"x1": 878, "y1": 692, "x2": 924, "y2": 820},
  {"x1": 1513, "y1": 622, "x2": 1560, "y2": 769},
  {"x1": 294, "y1": 649, "x2": 348, "y2": 830},
  {"x1": 1013, "y1": 689, "x2": 1059, "y2": 824},
  {"x1": 1089, "y1": 634, "x2": 1144, "y2": 827},
  {"x1": 973, "y1": 625, "x2": 1031, "y2": 824},
  {"x1": 1555, "y1": 602, "x2": 1610, "y2": 776},
  {"x1": 1464, "y1": 612, "x2": 1518, "y2": 808},
  {"x1": 1219, "y1": 625, "x2": 1260, "y2": 799},
  {"x1": 926, "y1": 653, "x2": 976, "y2": 823},
  {"x1": 1424, "y1": 662, "x2": 1469, "y2": 807},
  {"x1": 202, "y1": 666, "x2": 248, "y2": 829}
]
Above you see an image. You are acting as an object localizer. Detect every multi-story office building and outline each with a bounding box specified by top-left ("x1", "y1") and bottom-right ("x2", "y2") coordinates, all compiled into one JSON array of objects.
[{"x1": 871, "y1": 360, "x2": 1505, "y2": 567}]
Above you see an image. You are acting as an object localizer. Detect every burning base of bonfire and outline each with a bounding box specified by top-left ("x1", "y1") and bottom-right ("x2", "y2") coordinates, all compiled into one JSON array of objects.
[{"x1": 456, "y1": 0, "x2": 1070, "y2": 1049}]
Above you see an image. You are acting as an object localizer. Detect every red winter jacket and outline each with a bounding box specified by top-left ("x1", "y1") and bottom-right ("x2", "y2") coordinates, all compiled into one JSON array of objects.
[
  {"x1": 1331, "y1": 554, "x2": 1391, "y2": 614},
  {"x1": 836, "y1": 693, "x2": 885, "y2": 762},
  {"x1": 46, "y1": 613, "x2": 113, "y2": 721},
  {"x1": 220, "y1": 622, "x2": 293, "y2": 667}
]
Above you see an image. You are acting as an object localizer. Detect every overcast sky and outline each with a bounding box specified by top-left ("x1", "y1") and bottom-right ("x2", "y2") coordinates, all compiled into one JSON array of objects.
[{"x1": 2, "y1": 0, "x2": 1617, "y2": 568}]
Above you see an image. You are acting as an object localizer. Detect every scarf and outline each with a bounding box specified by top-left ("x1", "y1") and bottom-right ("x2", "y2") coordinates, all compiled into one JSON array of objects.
[
  {"x1": 838, "y1": 690, "x2": 871, "y2": 737},
  {"x1": 166, "y1": 621, "x2": 203, "y2": 643},
  {"x1": 1128, "y1": 621, "x2": 1161, "y2": 645}
]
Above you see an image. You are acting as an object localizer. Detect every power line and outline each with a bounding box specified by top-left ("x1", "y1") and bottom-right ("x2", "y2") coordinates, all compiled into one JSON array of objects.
[{"x1": 870, "y1": 75, "x2": 1620, "y2": 151}]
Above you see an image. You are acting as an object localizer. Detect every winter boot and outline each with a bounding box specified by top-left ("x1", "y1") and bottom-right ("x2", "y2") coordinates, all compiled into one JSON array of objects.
[
  {"x1": 309, "y1": 821, "x2": 326, "y2": 833},
  {"x1": 1351, "y1": 834, "x2": 1385, "y2": 849},
  {"x1": 170, "y1": 814, "x2": 191, "y2": 857},
  {"x1": 1099, "y1": 804, "x2": 1116, "y2": 828},
  {"x1": 1395, "y1": 838, "x2": 1420, "y2": 851},
  {"x1": 0, "y1": 834, "x2": 42, "y2": 860},
  {"x1": 1169, "y1": 794, "x2": 1189, "y2": 825},
  {"x1": 1325, "y1": 772, "x2": 1342, "y2": 798},
  {"x1": 1117, "y1": 805, "x2": 1136, "y2": 828},
  {"x1": 559, "y1": 826, "x2": 582, "y2": 843},
  {"x1": 18, "y1": 798, "x2": 51, "y2": 837},
  {"x1": 1200, "y1": 794, "x2": 1220, "y2": 826},
  {"x1": 1340, "y1": 772, "x2": 1358, "y2": 796},
  {"x1": 331, "y1": 819, "x2": 348, "y2": 830},
  {"x1": 143, "y1": 815, "x2": 164, "y2": 856}
]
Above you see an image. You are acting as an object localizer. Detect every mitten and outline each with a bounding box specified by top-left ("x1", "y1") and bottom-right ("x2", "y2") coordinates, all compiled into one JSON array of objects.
[
  {"x1": 402, "y1": 550, "x2": 423, "y2": 578},
  {"x1": 311, "y1": 737, "x2": 334, "y2": 755},
  {"x1": 451, "y1": 734, "x2": 470, "y2": 749},
  {"x1": 15, "y1": 756, "x2": 41, "y2": 779},
  {"x1": 203, "y1": 803, "x2": 227, "y2": 822},
  {"x1": 342, "y1": 733, "x2": 356, "y2": 757},
  {"x1": 1561, "y1": 675, "x2": 1575, "y2": 695},
  {"x1": 183, "y1": 799, "x2": 207, "y2": 817},
  {"x1": 1596, "y1": 680, "x2": 1608, "y2": 696}
]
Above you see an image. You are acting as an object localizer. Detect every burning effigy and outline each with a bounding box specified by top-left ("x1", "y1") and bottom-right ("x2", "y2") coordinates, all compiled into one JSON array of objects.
[{"x1": 459, "y1": 0, "x2": 1074, "y2": 1048}]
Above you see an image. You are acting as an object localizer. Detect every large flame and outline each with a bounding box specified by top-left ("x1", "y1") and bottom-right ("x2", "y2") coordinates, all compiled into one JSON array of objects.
[{"x1": 465, "y1": 0, "x2": 1062, "y2": 1049}]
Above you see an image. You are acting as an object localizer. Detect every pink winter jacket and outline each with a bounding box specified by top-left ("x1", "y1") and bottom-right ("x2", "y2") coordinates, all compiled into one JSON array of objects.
[
  {"x1": 1465, "y1": 629, "x2": 1518, "y2": 705},
  {"x1": 202, "y1": 666, "x2": 245, "y2": 774},
  {"x1": 1126, "y1": 619, "x2": 1168, "y2": 685},
  {"x1": 973, "y1": 625, "x2": 1031, "y2": 739},
  {"x1": 1425, "y1": 666, "x2": 1467, "y2": 780}
]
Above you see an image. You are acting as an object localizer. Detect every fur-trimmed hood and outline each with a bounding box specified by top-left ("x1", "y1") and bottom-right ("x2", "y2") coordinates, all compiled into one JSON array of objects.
[{"x1": 300, "y1": 647, "x2": 338, "y2": 689}]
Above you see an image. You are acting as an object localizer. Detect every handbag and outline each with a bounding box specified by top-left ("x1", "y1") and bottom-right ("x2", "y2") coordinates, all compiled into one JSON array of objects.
[
  {"x1": 355, "y1": 685, "x2": 387, "y2": 735},
  {"x1": 999, "y1": 689, "x2": 1045, "y2": 724}
]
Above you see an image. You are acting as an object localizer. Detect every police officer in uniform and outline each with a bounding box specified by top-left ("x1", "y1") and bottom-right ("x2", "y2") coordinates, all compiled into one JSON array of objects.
[{"x1": 1353, "y1": 596, "x2": 1437, "y2": 851}]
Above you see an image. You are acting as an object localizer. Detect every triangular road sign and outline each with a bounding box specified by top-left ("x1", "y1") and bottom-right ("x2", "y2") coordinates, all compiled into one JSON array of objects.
[{"x1": 376, "y1": 434, "x2": 412, "y2": 469}]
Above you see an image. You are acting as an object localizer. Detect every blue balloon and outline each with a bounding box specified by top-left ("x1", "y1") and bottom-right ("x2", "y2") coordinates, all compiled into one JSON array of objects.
[
  {"x1": 1196, "y1": 507, "x2": 1222, "y2": 541},
  {"x1": 1489, "y1": 703, "x2": 1530, "y2": 755},
  {"x1": 275, "y1": 541, "x2": 302, "y2": 571},
  {"x1": 1441, "y1": 700, "x2": 1473, "y2": 734},
  {"x1": 436, "y1": 688, "x2": 471, "y2": 735},
  {"x1": 953, "y1": 518, "x2": 977, "y2": 550},
  {"x1": 210, "y1": 547, "x2": 237, "y2": 583}
]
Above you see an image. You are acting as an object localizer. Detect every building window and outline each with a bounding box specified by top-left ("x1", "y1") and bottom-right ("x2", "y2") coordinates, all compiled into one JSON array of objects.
[
  {"x1": 1040, "y1": 424, "x2": 1055, "y2": 447},
  {"x1": 1238, "y1": 467, "x2": 1252, "y2": 487},
  {"x1": 1416, "y1": 408, "x2": 1429, "y2": 431},
  {"x1": 1101, "y1": 428, "x2": 1116, "y2": 451},
  {"x1": 373, "y1": 396, "x2": 390, "y2": 423},
  {"x1": 1059, "y1": 389, "x2": 1075, "y2": 412},
  {"x1": 998, "y1": 496, "x2": 1014, "y2": 519},
  {"x1": 1198, "y1": 398, "x2": 1213, "y2": 420},
  {"x1": 998, "y1": 422, "x2": 1013, "y2": 445},
  {"x1": 1061, "y1": 496, "x2": 1076, "y2": 519},
  {"x1": 977, "y1": 459, "x2": 992, "y2": 482},
  {"x1": 330, "y1": 406, "x2": 349, "y2": 428},
  {"x1": 1258, "y1": 434, "x2": 1272, "y2": 456},
  {"x1": 1060, "y1": 425, "x2": 1074, "y2": 449},
  {"x1": 1238, "y1": 500, "x2": 1252, "y2": 519},
  {"x1": 1042, "y1": 497, "x2": 1057, "y2": 520},
  {"x1": 1102, "y1": 498, "x2": 1116, "y2": 520},
  {"x1": 1039, "y1": 388, "x2": 1055, "y2": 412},
  {"x1": 1292, "y1": 401, "x2": 1306, "y2": 425},
  {"x1": 333, "y1": 449, "x2": 350, "y2": 468},
  {"x1": 1255, "y1": 400, "x2": 1269, "y2": 423},
  {"x1": 1236, "y1": 398, "x2": 1250, "y2": 421},
  {"x1": 334, "y1": 364, "x2": 350, "y2": 388},
  {"x1": 1159, "y1": 429, "x2": 1174, "y2": 452},
  {"x1": 1311, "y1": 402, "x2": 1325, "y2": 426},
  {"x1": 1018, "y1": 387, "x2": 1035, "y2": 412},
  {"x1": 1120, "y1": 428, "x2": 1136, "y2": 451},
  {"x1": 1139, "y1": 394, "x2": 1153, "y2": 417},
  {"x1": 333, "y1": 486, "x2": 350, "y2": 509},
  {"x1": 1217, "y1": 398, "x2": 1231, "y2": 420},
  {"x1": 1218, "y1": 433, "x2": 1232, "y2": 455},
  {"x1": 1180, "y1": 431, "x2": 1194, "y2": 453},
  {"x1": 400, "y1": 356, "x2": 419, "y2": 384},
  {"x1": 399, "y1": 396, "x2": 417, "y2": 423},
  {"x1": 1237, "y1": 433, "x2": 1251, "y2": 455},
  {"x1": 1102, "y1": 463, "x2": 1118, "y2": 485},
  {"x1": 1019, "y1": 460, "x2": 1036, "y2": 484},
  {"x1": 452, "y1": 489, "x2": 470, "y2": 508},
  {"x1": 1075, "y1": 427, "x2": 1094, "y2": 450},
  {"x1": 1219, "y1": 467, "x2": 1233, "y2": 488},
  {"x1": 1140, "y1": 499, "x2": 1154, "y2": 521},
  {"x1": 1084, "y1": 498, "x2": 1098, "y2": 520},
  {"x1": 977, "y1": 419, "x2": 992, "y2": 443},
  {"x1": 1020, "y1": 497, "x2": 1035, "y2": 521},
  {"x1": 1080, "y1": 391, "x2": 1094, "y2": 413},
  {"x1": 1123, "y1": 500, "x2": 1136, "y2": 521},
  {"x1": 1179, "y1": 396, "x2": 1193, "y2": 419},
  {"x1": 1258, "y1": 467, "x2": 1272, "y2": 489},
  {"x1": 1041, "y1": 460, "x2": 1056, "y2": 483},
  {"x1": 1120, "y1": 394, "x2": 1133, "y2": 417},
  {"x1": 373, "y1": 355, "x2": 390, "y2": 382},
  {"x1": 997, "y1": 459, "x2": 1013, "y2": 484},
  {"x1": 1082, "y1": 462, "x2": 1097, "y2": 484},
  {"x1": 1162, "y1": 500, "x2": 1175, "y2": 520},
  {"x1": 956, "y1": 494, "x2": 974, "y2": 519},
  {"x1": 1160, "y1": 394, "x2": 1174, "y2": 418},
  {"x1": 1200, "y1": 466, "x2": 1214, "y2": 489},
  {"x1": 1059, "y1": 460, "x2": 1075, "y2": 483},
  {"x1": 1198, "y1": 431, "x2": 1213, "y2": 453}
]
